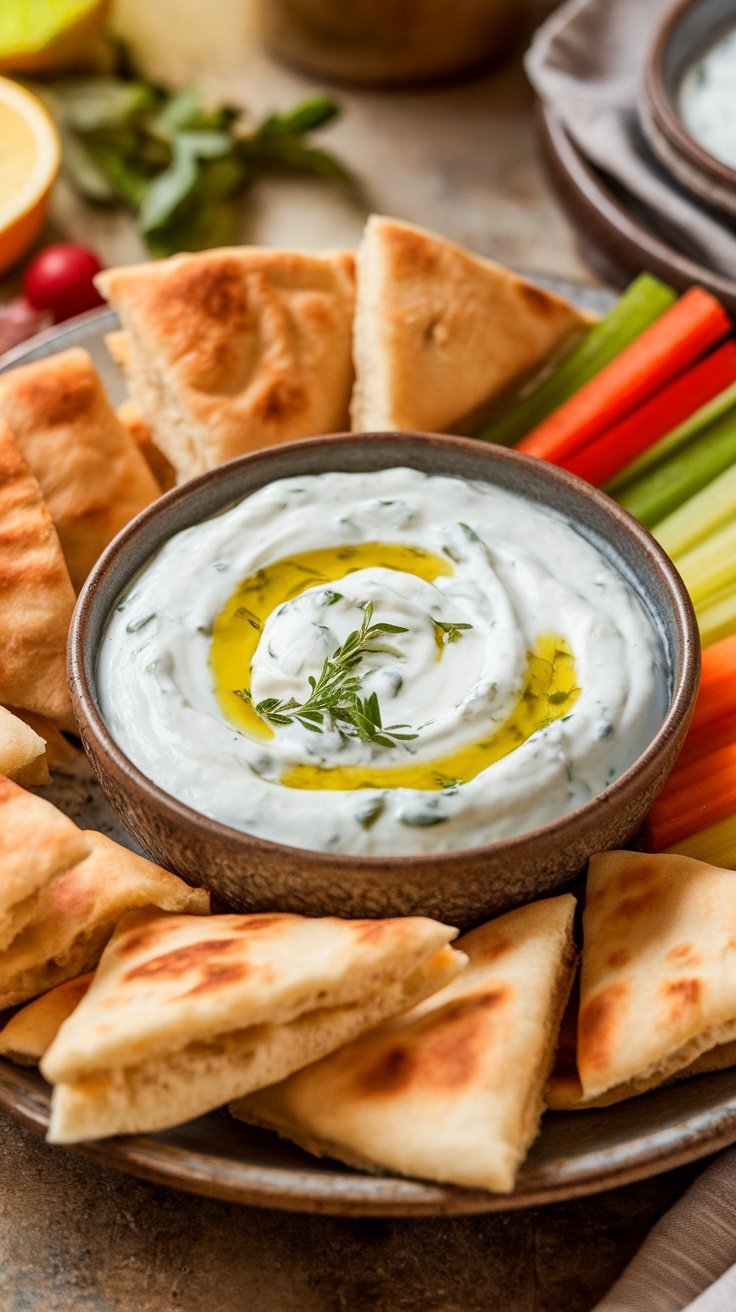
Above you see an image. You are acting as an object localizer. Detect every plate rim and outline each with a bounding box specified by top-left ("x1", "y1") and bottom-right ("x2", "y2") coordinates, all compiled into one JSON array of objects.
[{"x1": 4, "y1": 1058, "x2": 736, "y2": 1216}]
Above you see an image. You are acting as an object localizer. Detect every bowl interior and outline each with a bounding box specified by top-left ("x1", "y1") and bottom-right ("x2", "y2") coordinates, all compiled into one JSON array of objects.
[
  {"x1": 73, "y1": 432, "x2": 696, "y2": 864},
  {"x1": 652, "y1": 0, "x2": 736, "y2": 182}
]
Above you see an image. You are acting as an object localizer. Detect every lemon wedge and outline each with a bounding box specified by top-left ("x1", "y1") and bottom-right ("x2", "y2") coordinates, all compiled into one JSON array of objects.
[
  {"x1": 0, "y1": 1, "x2": 107, "y2": 74},
  {"x1": 0, "y1": 78, "x2": 60, "y2": 276}
]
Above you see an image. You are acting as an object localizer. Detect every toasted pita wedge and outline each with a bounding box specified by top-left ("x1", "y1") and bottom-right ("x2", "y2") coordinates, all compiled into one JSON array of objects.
[
  {"x1": 96, "y1": 247, "x2": 356, "y2": 483},
  {"x1": 105, "y1": 330, "x2": 131, "y2": 375},
  {"x1": 0, "y1": 830, "x2": 210, "y2": 1010},
  {"x1": 235, "y1": 894, "x2": 577, "y2": 1194},
  {"x1": 7, "y1": 708, "x2": 90, "y2": 777},
  {"x1": 0, "y1": 974, "x2": 92, "y2": 1065},
  {"x1": 0, "y1": 349, "x2": 159, "y2": 590},
  {"x1": 575, "y1": 851, "x2": 736, "y2": 1104},
  {"x1": 0, "y1": 422, "x2": 75, "y2": 727},
  {"x1": 42, "y1": 909, "x2": 464, "y2": 1143},
  {"x1": 351, "y1": 215, "x2": 590, "y2": 434},
  {"x1": 0, "y1": 777, "x2": 90, "y2": 949},
  {"x1": 0, "y1": 705, "x2": 49, "y2": 786},
  {"x1": 116, "y1": 399, "x2": 175, "y2": 491}
]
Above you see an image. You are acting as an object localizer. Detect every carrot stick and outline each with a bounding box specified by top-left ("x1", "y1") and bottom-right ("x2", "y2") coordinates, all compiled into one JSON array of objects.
[
  {"x1": 644, "y1": 741, "x2": 736, "y2": 850},
  {"x1": 517, "y1": 288, "x2": 732, "y2": 463},
  {"x1": 690, "y1": 634, "x2": 736, "y2": 729},
  {"x1": 675, "y1": 711, "x2": 736, "y2": 770},
  {"x1": 562, "y1": 341, "x2": 736, "y2": 485}
]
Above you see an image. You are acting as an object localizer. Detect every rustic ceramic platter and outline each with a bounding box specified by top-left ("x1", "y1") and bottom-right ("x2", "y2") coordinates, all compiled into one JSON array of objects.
[{"x1": 1, "y1": 300, "x2": 735, "y2": 1216}]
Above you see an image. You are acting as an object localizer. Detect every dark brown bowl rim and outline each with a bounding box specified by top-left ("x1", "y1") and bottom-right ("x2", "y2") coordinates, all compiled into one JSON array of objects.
[
  {"x1": 69, "y1": 431, "x2": 700, "y2": 873},
  {"x1": 646, "y1": 0, "x2": 736, "y2": 191}
]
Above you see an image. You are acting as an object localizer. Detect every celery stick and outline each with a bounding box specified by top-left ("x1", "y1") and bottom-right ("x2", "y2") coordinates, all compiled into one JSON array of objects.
[
  {"x1": 698, "y1": 585, "x2": 736, "y2": 648},
  {"x1": 652, "y1": 463, "x2": 736, "y2": 559},
  {"x1": 607, "y1": 380, "x2": 736, "y2": 493},
  {"x1": 616, "y1": 410, "x2": 736, "y2": 526},
  {"x1": 677, "y1": 519, "x2": 736, "y2": 605},
  {"x1": 668, "y1": 814, "x2": 736, "y2": 866},
  {"x1": 477, "y1": 273, "x2": 676, "y2": 446}
]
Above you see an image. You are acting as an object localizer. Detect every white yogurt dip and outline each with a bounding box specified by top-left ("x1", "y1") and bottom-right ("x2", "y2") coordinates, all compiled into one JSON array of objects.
[
  {"x1": 98, "y1": 467, "x2": 666, "y2": 856},
  {"x1": 680, "y1": 27, "x2": 736, "y2": 169}
]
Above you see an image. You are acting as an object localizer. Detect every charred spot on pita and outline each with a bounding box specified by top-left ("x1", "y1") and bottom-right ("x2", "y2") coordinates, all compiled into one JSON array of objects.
[
  {"x1": 123, "y1": 938, "x2": 240, "y2": 982},
  {"x1": 579, "y1": 982, "x2": 628, "y2": 1072},
  {"x1": 660, "y1": 977, "x2": 701, "y2": 1024}
]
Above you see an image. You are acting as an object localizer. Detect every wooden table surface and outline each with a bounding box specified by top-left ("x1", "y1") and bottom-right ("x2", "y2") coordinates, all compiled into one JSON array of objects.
[{"x1": 1, "y1": 10, "x2": 698, "y2": 1309}]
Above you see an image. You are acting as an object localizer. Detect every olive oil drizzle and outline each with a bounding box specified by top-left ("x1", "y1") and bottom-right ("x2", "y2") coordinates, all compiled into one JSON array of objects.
[
  {"x1": 282, "y1": 634, "x2": 579, "y2": 791},
  {"x1": 210, "y1": 542, "x2": 453, "y2": 740},
  {"x1": 210, "y1": 542, "x2": 580, "y2": 791}
]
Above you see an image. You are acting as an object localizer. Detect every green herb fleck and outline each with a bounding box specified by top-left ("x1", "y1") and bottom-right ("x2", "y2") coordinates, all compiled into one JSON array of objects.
[{"x1": 125, "y1": 613, "x2": 156, "y2": 633}]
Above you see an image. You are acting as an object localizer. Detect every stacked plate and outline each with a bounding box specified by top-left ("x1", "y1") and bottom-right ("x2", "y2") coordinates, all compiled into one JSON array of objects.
[{"x1": 537, "y1": 0, "x2": 736, "y2": 310}]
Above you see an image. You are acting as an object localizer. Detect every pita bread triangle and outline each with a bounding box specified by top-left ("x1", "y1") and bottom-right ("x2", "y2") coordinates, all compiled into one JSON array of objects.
[
  {"x1": 0, "y1": 830, "x2": 210, "y2": 1010},
  {"x1": 574, "y1": 850, "x2": 736, "y2": 1104},
  {"x1": 0, "y1": 777, "x2": 91, "y2": 949},
  {"x1": 350, "y1": 215, "x2": 591, "y2": 435},
  {"x1": 96, "y1": 246, "x2": 356, "y2": 483},
  {"x1": 0, "y1": 973, "x2": 92, "y2": 1066},
  {"x1": 0, "y1": 705, "x2": 49, "y2": 786},
  {"x1": 0, "y1": 348, "x2": 159, "y2": 590},
  {"x1": 234, "y1": 894, "x2": 577, "y2": 1194},
  {"x1": 41, "y1": 908, "x2": 464, "y2": 1143},
  {"x1": 0, "y1": 421, "x2": 76, "y2": 728}
]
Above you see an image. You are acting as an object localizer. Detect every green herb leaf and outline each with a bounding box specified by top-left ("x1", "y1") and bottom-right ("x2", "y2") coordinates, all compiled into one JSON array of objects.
[{"x1": 244, "y1": 601, "x2": 418, "y2": 749}]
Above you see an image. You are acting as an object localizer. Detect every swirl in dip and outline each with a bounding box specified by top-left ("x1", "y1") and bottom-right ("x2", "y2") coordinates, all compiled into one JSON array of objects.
[{"x1": 98, "y1": 467, "x2": 666, "y2": 856}]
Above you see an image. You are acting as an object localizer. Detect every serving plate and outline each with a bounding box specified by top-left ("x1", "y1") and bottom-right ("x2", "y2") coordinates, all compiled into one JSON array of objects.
[
  {"x1": 2, "y1": 300, "x2": 735, "y2": 1215},
  {"x1": 538, "y1": 102, "x2": 736, "y2": 315}
]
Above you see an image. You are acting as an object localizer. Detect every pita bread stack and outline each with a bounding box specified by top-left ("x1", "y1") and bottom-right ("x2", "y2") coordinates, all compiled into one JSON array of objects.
[
  {"x1": 96, "y1": 247, "x2": 356, "y2": 483},
  {"x1": 116, "y1": 399, "x2": 176, "y2": 492},
  {"x1": 0, "y1": 776, "x2": 91, "y2": 953},
  {"x1": 0, "y1": 706, "x2": 49, "y2": 786},
  {"x1": 41, "y1": 908, "x2": 465, "y2": 1143},
  {"x1": 235, "y1": 894, "x2": 577, "y2": 1193},
  {"x1": 0, "y1": 974, "x2": 92, "y2": 1066},
  {"x1": 0, "y1": 348, "x2": 160, "y2": 590},
  {"x1": 548, "y1": 851, "x2": 736, "y2": 1109},
  {"x1": 0, "y1": 422, "x2": 76, "y2": 728},
  {"x1": 0, "y1": 829, "x2": 210, "y2": 1010},
  {"x1": 351, "y1": 216, "x2": 590, "y2": 434}
]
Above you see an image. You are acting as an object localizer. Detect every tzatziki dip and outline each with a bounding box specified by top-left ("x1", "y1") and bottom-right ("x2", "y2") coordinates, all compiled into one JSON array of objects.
[
  {"x1": 679, "y1": 26, "x2": 736, "y2": 169},
  {"x1": 98, "y1": 468, "x2": 666, "y2": 856}
]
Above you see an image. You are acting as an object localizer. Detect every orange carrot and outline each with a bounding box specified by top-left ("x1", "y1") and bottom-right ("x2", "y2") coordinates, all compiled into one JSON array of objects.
[
  {"x1": 563, "y1": 341, "x2": 736, "y2": 485},
  {"x1": 517, "y1": 288, "x2": 733, "y2": 463},
  {"x1": 644, "y1": 741, "x2": 736, "y2": 850},
  {"x1": 690, "y1": 634, "x2": 736, "y2": 731},
  {"x1": 675, "y1": 710, "x2": 736, "y2": 770}
]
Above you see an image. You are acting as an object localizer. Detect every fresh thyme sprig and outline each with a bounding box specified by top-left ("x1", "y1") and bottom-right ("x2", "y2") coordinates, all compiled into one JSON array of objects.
[
  {"x1": 234, "y1": 602, "x2": 418, "y2": 748},
  {"x1": 433, "y1": 619, "x2": 473, "y2": 644}
]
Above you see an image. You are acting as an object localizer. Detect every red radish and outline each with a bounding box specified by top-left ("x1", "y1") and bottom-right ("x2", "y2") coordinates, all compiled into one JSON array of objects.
[{"x1": 23, "y1": 244, "x2": 105, "y2": 323}]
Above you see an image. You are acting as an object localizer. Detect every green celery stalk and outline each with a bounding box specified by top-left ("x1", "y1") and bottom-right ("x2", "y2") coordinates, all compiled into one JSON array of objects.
[
  {"x1": 607, "y1": 380, "x2": 736, "y2": 493},
  {"x1": 652, "y1": 463, "x2": 736, "y2": 559},
  {"x1": 477, "y1": 273, "x2": 676, "y2": 446},
  {"x1": 677, "y1": 518, "x2": 736, "y2": 606},
  {"x1": 698, "y1": 584, "x2": 736, "y2": 648},
  {"x1": 616, "y1": 410, "x2": 736, "y2": 526}
]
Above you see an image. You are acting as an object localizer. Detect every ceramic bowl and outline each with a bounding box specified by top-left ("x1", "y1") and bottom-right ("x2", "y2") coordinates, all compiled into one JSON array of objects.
[
  {"x1": 644, "y1": 0, "x2": 736, "y2": 219},
  {"x1": 69, "y1": 432, "x2": 700, "y2": 927}
]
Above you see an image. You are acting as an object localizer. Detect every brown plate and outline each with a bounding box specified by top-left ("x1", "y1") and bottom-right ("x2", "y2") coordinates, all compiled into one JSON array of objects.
[
  {"x1": 0, "y1": 302, "x2": 732, "y2": 1216},
  {"x1": 3, "y1": 1056, "x2": 736, "y2": 1214},
  {"x1": 538, "y1": 101, "x2": 736, "y2": 314}
]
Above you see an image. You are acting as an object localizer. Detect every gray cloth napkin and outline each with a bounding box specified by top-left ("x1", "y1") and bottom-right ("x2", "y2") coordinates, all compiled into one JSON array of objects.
[
  {"x1": 593, "y1": 1147, "x2": 736, "y2": 1311},
  {"x1": 525, "y1": 0, "x2": 736, "y2": 279}
]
